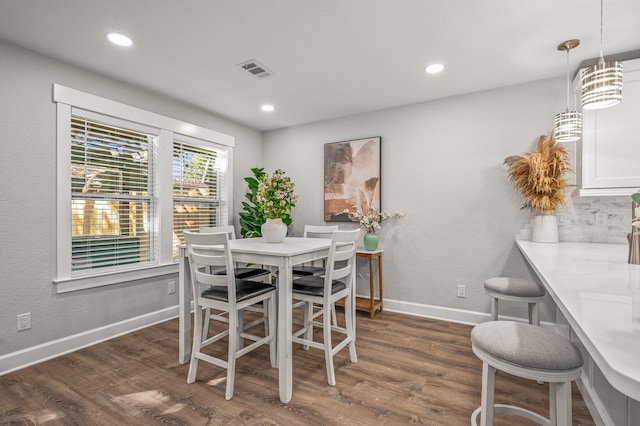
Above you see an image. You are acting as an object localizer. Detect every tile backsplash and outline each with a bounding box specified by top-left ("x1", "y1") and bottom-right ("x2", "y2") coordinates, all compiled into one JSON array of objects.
[{"x1": 518, "y1": 195, "x2": 632, "y2": 244}]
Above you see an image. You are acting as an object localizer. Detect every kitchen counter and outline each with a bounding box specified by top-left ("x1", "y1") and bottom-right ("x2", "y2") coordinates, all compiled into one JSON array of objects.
[{"x1": 516, "y1": 241, "x2": 640, "y2": 424}]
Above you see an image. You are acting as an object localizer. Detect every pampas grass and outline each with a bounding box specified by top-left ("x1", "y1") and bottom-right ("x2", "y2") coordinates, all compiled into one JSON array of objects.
[{"x1": 504, "y1": 134, "x2": 570, "y2": 214}]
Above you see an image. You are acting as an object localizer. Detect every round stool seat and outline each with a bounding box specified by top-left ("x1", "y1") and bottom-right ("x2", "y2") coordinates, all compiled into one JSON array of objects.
[
  {"x1": 472, "y1": 321, "x2": 583, "y2": 376},
  {"x1": 484, "y1": 277, "x2": 545, "y2": 298},
  {"x1": 484, "y1": 277, "x2": 545, "y2": 326},
  {"x1": 471, "y1": 321, "x2": 583, "y2": 426}
]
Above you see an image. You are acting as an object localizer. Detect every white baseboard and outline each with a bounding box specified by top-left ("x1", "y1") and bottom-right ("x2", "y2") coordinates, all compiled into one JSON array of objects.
[
  {"x1": 380, "y1": 297, "x2": 555, "y2": 328},
  {"x1": 0, "y1": 305, "x2": 179, "y2": 376},
  {"x1": 382, "y1": 298, "x2": 486, "y2": 325}
]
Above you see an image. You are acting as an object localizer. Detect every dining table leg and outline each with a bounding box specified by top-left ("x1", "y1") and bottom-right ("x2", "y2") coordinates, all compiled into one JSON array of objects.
[
  {"x1": 179, "y1": 247, "x2": 192, "y2": 364},
  {"x1": 278, "y1": 260, "x2": 293, "y2": 403}
]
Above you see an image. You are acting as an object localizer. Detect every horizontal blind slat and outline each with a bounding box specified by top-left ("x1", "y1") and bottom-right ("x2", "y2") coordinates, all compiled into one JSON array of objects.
[{"x1": 71, "y1": 115, "x2": 156, "y2": 274}]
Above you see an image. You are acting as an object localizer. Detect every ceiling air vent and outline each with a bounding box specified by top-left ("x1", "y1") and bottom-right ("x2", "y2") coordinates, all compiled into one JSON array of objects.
[{"x1": 236, "y1": 59, "x2": 274, "y2": 79}]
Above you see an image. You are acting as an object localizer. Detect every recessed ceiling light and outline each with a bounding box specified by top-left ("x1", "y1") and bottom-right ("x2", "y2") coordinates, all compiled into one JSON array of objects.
[
  {"x1": 106, "y1": 32, "x2": 133, "y2": 47},
  {"x1": 261, "y1": 104, "x2": 275, "y2": 112},
  {"x1": 425, "y1": 63, "x2": 444, "y2": 74}
]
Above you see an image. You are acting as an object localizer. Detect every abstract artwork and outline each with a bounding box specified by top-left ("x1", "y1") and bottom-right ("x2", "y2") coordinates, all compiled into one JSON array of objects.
[{"x1": 324, "y1": 136, "x2": 381, "y2": 222}]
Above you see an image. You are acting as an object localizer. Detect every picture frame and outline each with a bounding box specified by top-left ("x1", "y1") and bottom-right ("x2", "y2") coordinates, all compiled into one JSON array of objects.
[{"x1": 324, "y1": 136, "x2": 381, "y2": 222}]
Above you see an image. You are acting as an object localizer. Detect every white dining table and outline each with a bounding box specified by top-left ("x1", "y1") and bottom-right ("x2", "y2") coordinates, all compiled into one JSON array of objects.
[{"x1": 178, "y1": 236, "x2": 337, "y2": 403}]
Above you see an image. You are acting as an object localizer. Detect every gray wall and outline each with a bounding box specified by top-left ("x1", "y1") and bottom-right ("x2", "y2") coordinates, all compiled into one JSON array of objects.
[
  {"x1": 263, "y1": 78, "x2": 570, "y2": 321},
  {"x1": 0, "y1": 41, "x2": 263, "y2": 355},
  {"x1": 3, "y1": 37, "x2": 608, "y2": 358}
]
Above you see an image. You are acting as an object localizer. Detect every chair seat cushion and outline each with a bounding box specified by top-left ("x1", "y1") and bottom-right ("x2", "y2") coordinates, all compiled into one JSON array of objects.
[
  {"x1": 292, "y1": 265, "x2": 326, "y2": 276},
  {"x1": 202, "y1": 280, "x2": 275, "y2": 303},
  {"x1": 214, "y1": 267, "x2": 270, "y2": 280},
  {"x1": 292, "y1": 275, "x2": 346, "y2": 297},
  {"x1": 484, "y1": 277, "x2": 545, "y2": 298},
  {"x1": 471, "y1": 321, "x2": 583, "y2": 371}
]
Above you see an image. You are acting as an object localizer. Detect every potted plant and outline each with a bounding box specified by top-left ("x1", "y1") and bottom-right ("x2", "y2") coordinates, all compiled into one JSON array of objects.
[
  {"x1": 345, "y1": 205, "x2": 404, "y2": 250},
  {"x1": 239, "y1": 167, "x2": 267, "y2": 238},
  {"x1": 504, "y1": 134, "x2": 570, "y2": 243},
  {"x1": 255, "y1": 169, "x2": 298, "y2": 243}
]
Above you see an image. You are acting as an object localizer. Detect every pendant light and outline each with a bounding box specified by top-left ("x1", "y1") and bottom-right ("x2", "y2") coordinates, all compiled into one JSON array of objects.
[
  {"x1": 555, "y1": 40, "x2": 582, "y2": 142},
  {"x1": 581, "y1": 0, "x2": 623, "y2": 110}
]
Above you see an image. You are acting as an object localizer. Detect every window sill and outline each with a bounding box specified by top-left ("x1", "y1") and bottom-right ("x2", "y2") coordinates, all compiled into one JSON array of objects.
[{"x1": 53, "y1": 263, "x2": 178, "y2": 293}]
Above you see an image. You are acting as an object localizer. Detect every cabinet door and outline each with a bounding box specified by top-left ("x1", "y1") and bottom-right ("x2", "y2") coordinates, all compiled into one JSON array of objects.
[{"x1": 582, "y1": 58, "x2": 640, "y2": 190}]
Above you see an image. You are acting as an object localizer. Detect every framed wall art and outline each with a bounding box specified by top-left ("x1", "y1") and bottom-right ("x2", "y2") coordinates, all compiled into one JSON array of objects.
[{"x1": 324, "y1": 136, "x2": 381, "y2": 222}]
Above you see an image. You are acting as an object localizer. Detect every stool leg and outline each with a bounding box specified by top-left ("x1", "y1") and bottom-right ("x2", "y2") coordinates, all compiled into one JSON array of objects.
[
  {"x1": 550, "y1": 381, "x2": 572, "y2": 426},
  {"x1": 528, "y1": 303, "x2": 540, "y2": 326},
  {"x1": 491, "y1": 298, "x2": 498, "y2": 321},
  {"x1": 480, "y1": 362, "x2": 496, "y2": 426}
]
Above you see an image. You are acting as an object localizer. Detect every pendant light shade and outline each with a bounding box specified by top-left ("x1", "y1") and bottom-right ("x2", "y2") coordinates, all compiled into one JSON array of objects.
[
  {"x1": 581, "y1": 0, "x2": 623, "y2": 110},
  {"x1": 554, "y1": 110, "x2": 582, "y2": 142},
  {"x1": 581, "y1": 59, "x2": 623, "y2": 109},
  {"x1": 554, "y1": 39, "x2": 582, "y2": 142}
]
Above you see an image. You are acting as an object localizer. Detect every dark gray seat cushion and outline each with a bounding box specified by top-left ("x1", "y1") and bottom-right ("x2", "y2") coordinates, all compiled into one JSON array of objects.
[
  {"x1": 292, "y1": 265, "x2": 325, "y2": 276},
  {"x1": 292, "y1": 275, "x2": 346, "y2": 297},
  {"x1": 214, "y1": 267, "x2": 270, "y2": 280},
  {"x1": 484, "y1": 277, "x2": 545, "y2": 298},
  {"x1": 201, "y1": 280, "x2": 275, "y2": 303},
  {"x1": 471, "y1": 321, "x2": 583, "y2": 371}
]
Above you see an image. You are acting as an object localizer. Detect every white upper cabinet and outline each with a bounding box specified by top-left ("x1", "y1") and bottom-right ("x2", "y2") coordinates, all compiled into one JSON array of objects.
[{"x1": 579, "y1": 58, "x2": 640, "y2": 196}]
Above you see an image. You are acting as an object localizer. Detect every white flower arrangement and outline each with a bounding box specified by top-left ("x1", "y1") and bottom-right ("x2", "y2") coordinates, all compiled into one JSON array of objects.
[
  {"x1": 256, "y1": 169, "x2": 298, "y2": 220},
  {"x1": 345, "y1": 205, "x2": 404, "y2": 233}
]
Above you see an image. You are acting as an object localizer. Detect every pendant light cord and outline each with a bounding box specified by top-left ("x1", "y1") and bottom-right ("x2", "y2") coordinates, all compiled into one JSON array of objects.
[
  {"x1": 565, "y1": 49, "x2": 571, "y2": 110},
  {"x1": 599, "y1": 0, "x2": 604, "y2": 60}
]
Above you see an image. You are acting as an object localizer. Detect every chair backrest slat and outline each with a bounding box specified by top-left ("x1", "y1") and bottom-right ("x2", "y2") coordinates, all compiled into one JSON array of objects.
[
  {"x1": 324, "y1": 229, "x2": 360, "y2": 294},
  {"x1": 304, "y1": 224, "x2": 338, "y2": 239},
  {"x1": 184, "y1": 230, "x2": 236, "y2": 304},
  {"x1": 200, "y1": 225, "x2": 236, "y2": 240}
]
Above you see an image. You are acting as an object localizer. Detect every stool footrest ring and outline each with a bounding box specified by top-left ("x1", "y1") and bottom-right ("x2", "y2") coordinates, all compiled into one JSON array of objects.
[{"x1": 471, "y1": 404, "x2": 550, "y2": 426}]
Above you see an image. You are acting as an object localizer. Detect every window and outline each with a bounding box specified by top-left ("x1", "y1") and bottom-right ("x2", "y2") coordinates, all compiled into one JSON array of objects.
[
  {"x1": 172, "y1": 138, "x2": 227, "y2": 258},
  {"x1": 71, "y1": 116, "x2": 157, "y2": 273},
  {"x1": 54, "y1": 85, "x2": 234, "y2": 292}
]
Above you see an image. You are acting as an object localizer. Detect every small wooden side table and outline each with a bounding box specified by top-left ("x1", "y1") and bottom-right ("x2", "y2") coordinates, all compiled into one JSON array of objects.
[{"x1": 355, "y1": 248, "x2": 384, "y2": 319}]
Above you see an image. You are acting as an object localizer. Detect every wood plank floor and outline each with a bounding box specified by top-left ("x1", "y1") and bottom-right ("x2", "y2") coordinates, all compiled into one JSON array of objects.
[{"x1": 0, "y1": 310, "x2": 595, "y2": 425}]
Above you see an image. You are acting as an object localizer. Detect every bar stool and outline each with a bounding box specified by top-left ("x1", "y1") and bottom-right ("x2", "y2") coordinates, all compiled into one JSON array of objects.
[
  {"x1": 484, "y1": 277, "x2": 545, "y2": 326},
  {"x1": 470, "y1": 321, "x2": 583, "y2": 426}
]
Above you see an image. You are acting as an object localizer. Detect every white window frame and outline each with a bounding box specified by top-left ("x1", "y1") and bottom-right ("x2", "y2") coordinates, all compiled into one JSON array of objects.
[{"x1": 53, "y1": 84, "x2": 234, "y2": 293}]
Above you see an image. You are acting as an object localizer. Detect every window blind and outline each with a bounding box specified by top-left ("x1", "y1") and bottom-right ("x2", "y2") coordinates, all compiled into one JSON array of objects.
[
  {"x1": 70, "y1": 116, "x2": 157, "y2": 273},
  {"x1": 172, "y1": 140, "x2": 224, "y2": 258}
]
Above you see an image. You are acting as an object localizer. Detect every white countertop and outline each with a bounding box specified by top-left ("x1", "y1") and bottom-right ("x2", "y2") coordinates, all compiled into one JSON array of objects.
[{"x1": 516, "y1": 241, "x2": 640, "y2": 401}]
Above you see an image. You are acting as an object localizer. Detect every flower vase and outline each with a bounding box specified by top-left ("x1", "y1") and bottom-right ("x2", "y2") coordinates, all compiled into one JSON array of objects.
[
  {"x1": 261, "y1": 218, "x2": 287, "y2": 243},
  {"x1": 531, "y1": 214, "x2": 559, "y2": 243},
  {"x1": 363, "y1": 232, "x2": 379, "y2": 251}
]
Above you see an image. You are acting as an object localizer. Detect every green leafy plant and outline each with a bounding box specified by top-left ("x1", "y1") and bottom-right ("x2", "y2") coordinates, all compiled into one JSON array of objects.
[{"x1": 239, "y1": 167, "x2": 267, "y2": 238}]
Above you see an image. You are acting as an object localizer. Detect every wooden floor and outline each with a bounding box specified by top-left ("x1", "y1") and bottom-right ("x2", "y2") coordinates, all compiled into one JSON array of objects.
[{"x1": 0, "y1": 310, "x2": 595, "y2": 425}]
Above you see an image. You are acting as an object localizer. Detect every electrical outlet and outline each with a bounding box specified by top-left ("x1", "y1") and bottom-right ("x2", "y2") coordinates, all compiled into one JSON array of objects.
[
  {"x1": 457, "y1": 285, "x2": 466, "y2": 298},
  {"x1": 168, "y1": 281, "x2": 176, "y2": 295},
  {"x1": 17, "y1": 313, "x2": 31, "y2": 331},
  {"x1": 595, "y1": 212, "x2": 608, "y2": 227}
]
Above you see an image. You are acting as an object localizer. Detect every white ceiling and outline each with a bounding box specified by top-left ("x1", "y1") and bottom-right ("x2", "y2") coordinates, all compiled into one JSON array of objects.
[{"x1": 1, "y1": 0, "x2": 639, "y2": 131}]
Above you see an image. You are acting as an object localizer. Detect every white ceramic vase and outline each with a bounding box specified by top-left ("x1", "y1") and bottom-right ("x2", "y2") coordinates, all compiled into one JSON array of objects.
[
  {"x1": 531, "y1": 214, "x2": 559, "y2": 243},
  {"x1": 261, "y1": 218, "x2": 287, "y2": 243}
]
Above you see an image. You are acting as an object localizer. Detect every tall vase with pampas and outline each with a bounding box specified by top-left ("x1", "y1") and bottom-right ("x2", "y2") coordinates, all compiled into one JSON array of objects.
[{"x1": 504, "y1": 134, "x2": 570, "y2": 243}]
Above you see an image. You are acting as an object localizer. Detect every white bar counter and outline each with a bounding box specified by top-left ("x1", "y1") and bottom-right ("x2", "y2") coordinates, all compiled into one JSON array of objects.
[{"x1": 516, "y1": 241, "x2": 640, "y2": 425}]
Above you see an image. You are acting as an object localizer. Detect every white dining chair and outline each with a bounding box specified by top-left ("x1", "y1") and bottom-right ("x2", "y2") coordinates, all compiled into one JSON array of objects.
[
  {"x1": 200, "y1": 226, "x2": 271, "y2": 343},
  {"x1": 291, "y1": 228, "x2": 359, "y2": 386},
  {"x1": 200, "y1": 225, "x2": 270, "y2": 281},
  {"x1": 292, "y1": 224, "x2": 339, "y2": 277},
  {"x1": 184, "y1": 231, "x2": 276, "y2": 400}
]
